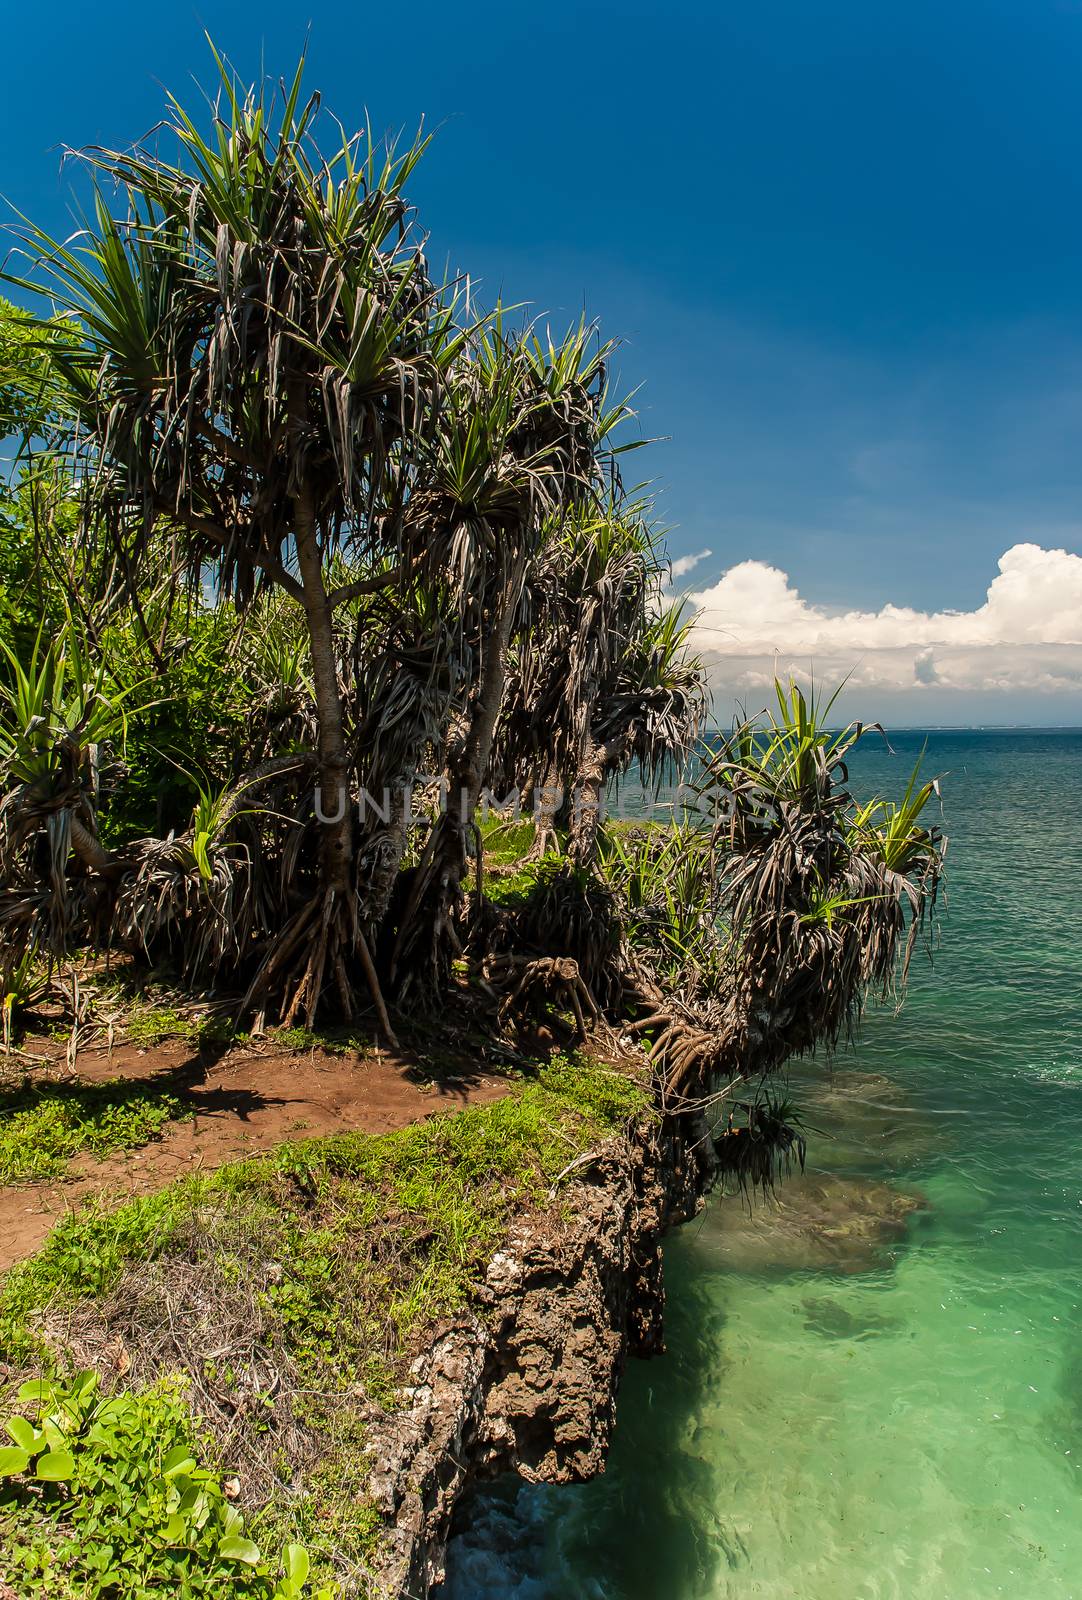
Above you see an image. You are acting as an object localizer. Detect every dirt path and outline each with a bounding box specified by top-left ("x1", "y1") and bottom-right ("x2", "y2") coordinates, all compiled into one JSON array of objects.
[{"x1": 0, "y1": 1040, "x2": 510, "y2": 1273}]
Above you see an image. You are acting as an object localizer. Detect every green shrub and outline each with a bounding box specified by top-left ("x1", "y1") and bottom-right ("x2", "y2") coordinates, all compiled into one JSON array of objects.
[{"x1": 0, "y1": 1371, "x2": 331, "y2": 1597}]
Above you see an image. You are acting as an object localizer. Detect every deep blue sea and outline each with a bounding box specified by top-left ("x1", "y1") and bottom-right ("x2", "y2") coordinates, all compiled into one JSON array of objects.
[{"x1": 443, "y1": 729, "x2": 1082, "y2": 1600}]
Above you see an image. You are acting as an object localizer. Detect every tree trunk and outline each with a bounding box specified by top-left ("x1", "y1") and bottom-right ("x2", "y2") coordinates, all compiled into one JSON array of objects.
[
  {"x1": 281, "y1": 426, "x2": 396, "y2": 1041},
  {"x1": 568, "y1": 738, "x2": 615, "y2": 866},
  {"x1": 447, "y1": 587, "x2": 515, "y2": 850},
  {"x1": 292, "y1": 502, "x2": 353, "y2": 896},
  {"x1": 360, "y1": 779, "x2": 411, "y2": 932},
  {"x1": 431, "y1": 582, "x2": 516, "y2": 937},
  {"x1": 528, "y1": 763, "x2": 562, "y2": 858},
  {"x1": 390, "y1": 577, "x2": 517, "y2": 991},
  {"x1": 69, "y1": 811, "x2": 112, "y2": 872}
]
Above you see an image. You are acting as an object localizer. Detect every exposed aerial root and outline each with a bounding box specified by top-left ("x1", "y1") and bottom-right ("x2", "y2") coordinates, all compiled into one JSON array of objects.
[
  {"x1": 485, "y1": 952, "x2": 603, "y2": 1044},
  {"x1": 242, "y1": 892, "x2": 398, "y2": 1046},
  {"x1": 525, "y1": 823, "x2": 559, "y2": 861}
]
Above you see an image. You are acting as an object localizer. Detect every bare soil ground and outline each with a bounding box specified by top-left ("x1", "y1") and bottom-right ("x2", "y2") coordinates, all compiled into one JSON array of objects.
[{"x1": 0, "y1": 1035, "x2": 511, "y2": 1273}]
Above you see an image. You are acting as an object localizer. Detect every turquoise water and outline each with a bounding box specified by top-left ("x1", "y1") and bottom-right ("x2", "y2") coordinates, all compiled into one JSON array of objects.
[{"x1": 443, "y1": 729, "x2": 1082, "y2": 1600}]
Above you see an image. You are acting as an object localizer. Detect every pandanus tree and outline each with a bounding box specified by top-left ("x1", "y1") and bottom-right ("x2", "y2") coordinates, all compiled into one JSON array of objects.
[
  {"x1": 387, "y1": 322, "x2": 626, "y2": 993},
  {"x1": 6, "y1": 53, "x2": 456, "y2": 1028},
  {"x1": 703, "y1": 682, "x2": 943, "y2": 1069},
  {"x1": 0, "y1": 625, "x2": 141, "y2": 963},
  {"x1": 568, "y1": 596, "x2": 705, "y2": 863},
  {"x1": 619, "y1": 680, "x2": 944, "y2": 1103},
  {"x1": 495, "y1": 503, "x2": 705, "y2": 863}
]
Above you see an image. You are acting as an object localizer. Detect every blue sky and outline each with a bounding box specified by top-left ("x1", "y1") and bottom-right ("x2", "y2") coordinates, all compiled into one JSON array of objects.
[{"x1": 4, "y1": 0, "x2": 1082, "y2": 721}]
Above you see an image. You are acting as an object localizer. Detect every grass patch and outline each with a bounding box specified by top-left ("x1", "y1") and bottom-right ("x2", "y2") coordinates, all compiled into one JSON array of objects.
[
  {"x1": 123, "y1": 1005, "x2": 200, "y2": 1046},
  {"x1": 265, "y1": 1026, "x2": 370, "y2": 1056},
  {"x1": 111, "y1": 1005, "x2": 368, "y2": 1058},
  {"x1": 0, "y1": 1079, "x2": 187, "y2": 1185},
  {"x1": 481, "y1": 856, "x2": 548, "y2": 907},
  {"x1": 478, "y1": 815, "x2": 540, "y2": 866},
  {"x1": 123, "y1": 1004, "x2": 241, "y2": 1049},
  {"x1": 0, "y1": 1053, "x2": 648, "y2": 1371}
]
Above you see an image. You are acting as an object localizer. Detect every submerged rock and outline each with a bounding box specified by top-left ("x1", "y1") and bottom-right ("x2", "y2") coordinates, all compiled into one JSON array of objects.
[
  {"x1": 792, "y1": 1066, "x2": 949, "y2": 1173},
  {"x1": 799, "y1": 1293, "x2": 900, "y2": 1339},
  {"x1": 699, "y1": 1168, "x2": 926, "y2": 1275}
]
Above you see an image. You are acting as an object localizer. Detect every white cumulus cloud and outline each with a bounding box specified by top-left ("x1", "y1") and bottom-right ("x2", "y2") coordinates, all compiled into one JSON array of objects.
[
  {"x1": 669, "y1": 547, "x2": 714, "y2": 582},
  {"x1": 689, "y1": 543, "x2": 1082, "y2": 700}
]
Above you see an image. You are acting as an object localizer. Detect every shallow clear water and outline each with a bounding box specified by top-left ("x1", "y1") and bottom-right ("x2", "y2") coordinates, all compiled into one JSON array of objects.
[{"x1": 443, "y1": 729, "x2": 1082, "y2": 1600}]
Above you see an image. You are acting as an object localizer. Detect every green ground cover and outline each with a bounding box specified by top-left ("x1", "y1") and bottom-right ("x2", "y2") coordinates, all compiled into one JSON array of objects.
[{"x1": 0, "y1": 1052, "x2": 651, "y2": 1597}]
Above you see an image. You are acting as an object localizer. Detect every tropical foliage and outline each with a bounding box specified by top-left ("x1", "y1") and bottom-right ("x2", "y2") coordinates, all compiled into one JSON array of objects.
[
  {"x1": 0, "y1": 48, "x2": 944, "y2": 1109},
  {"x1": 605, "y1": 682, "x2": 943, "y2": 1101},
  {"x1": 0, "y1": 1372, "x2": 329, "y2": 1597}
]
